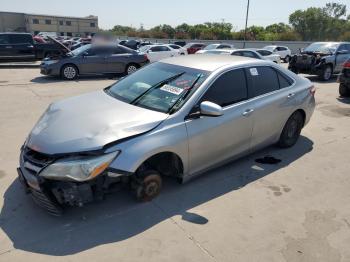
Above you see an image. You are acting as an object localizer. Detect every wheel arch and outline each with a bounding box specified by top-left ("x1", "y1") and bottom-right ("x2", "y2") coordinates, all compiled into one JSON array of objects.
[
  {"x1": 135, "y1": 151, "x2": 184, "y2": 178},
  {"x1": 60, "y1": 63, "x2": 79, "y2": 75}
]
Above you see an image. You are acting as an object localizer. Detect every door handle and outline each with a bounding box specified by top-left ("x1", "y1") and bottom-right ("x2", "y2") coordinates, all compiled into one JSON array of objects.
[
  {"x1": 242, "y1": 109, "x2": 254, "y2": 116},
  {"x1": 287, "y1": 93, "x2": 295, "y2": 98}
]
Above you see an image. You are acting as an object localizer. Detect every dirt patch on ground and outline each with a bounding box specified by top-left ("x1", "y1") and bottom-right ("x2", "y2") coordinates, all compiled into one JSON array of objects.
[{"x1": 318, "y1": 105, "x2": 350, "y2": 118}]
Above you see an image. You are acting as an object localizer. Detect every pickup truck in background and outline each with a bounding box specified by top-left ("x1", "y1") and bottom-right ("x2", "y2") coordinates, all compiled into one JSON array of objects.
[{"x1": 0, "y1": 32, "x2": 69, "y2": 62}]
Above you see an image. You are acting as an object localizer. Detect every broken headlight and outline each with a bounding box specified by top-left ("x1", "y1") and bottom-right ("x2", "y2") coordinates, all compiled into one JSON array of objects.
[{"x1": 39, "y1": 151, "x2": 120, "y2": 182}]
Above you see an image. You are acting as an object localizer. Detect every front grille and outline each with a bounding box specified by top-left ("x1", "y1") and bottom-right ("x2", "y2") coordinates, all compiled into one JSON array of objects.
[{"x1": 22, "y1": 147, "x2": 56, "y2": 175}]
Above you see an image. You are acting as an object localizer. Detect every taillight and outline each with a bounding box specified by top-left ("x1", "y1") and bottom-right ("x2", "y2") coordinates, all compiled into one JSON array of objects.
[
  {"x1": 310, "y1": 85, "x2": 316, "y2": 96},
  {"x1": 343, "y1": 61, "x2": 350, "y2": 68},
  {"x1": 144, "y1": 54, "x2": 149, "y2": 61}
]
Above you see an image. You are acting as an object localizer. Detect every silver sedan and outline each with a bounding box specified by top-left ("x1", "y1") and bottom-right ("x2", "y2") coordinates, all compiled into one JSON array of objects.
[{"x1": 19, "y1": 55, "x2": 315, "y2": 214}]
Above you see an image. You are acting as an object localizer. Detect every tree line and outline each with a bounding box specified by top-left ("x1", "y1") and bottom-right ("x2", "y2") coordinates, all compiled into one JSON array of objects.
[{"x1": 106, "y1": 2, "x2": 350, "y2": 42}]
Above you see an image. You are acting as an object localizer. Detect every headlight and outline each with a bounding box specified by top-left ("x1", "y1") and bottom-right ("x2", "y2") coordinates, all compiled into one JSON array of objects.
[
  {"x1": 44, "y1": 60, "x2": 59, "y2": 65},
  {"x1": 39, "y1": 151, "x2": 119, "y2": 182}
]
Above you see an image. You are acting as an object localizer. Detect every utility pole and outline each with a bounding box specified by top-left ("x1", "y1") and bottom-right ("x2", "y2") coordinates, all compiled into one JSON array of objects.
[{"x1": 243, "y1": 0, "x2": 250, "y2": 48}]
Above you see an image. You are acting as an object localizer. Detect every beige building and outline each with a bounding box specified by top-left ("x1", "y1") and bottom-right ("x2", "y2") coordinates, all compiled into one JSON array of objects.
[{"x1": 0, "y1": 11, "x2": 98, "y2": 37}]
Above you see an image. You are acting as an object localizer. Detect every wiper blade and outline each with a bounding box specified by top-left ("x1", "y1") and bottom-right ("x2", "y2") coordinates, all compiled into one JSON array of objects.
[{"x1": 130, "y1": 72, "x2": 185, "y2": 105}]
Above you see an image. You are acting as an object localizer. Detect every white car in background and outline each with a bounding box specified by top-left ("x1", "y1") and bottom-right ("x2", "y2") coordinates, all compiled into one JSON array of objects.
[
  {"x1": 263, "y1": 45, "x2": 292, "y2": 62},
  {"x1": 166, "y1": 44, "x2": 188, "y2": 55},
  {"x1": 201, "y1": 49, "x2": 281, "y2": 63},
  {"x1": 139, "y1": 44, "x2": 182, "y2": 62},
  {"x1": 254, "y1": 49, "x2": 281, "y2": 63},
  {"x1": 196, "y1": 43, "x2": 234, "y2": 54}
]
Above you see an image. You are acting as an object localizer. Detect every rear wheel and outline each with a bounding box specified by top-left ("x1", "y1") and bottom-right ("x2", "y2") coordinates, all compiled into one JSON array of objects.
[
  {"x1": 133, "y1": 170, "x2": 162, "y2": 202},
  {"x1": 319, "y1": 65, "x2": 332, "y2": 81},
  {"x1": 339, "y1": 83, "x2": 350, "y2": 97},
  {"x1": 61, "y1": 64, "x2": 78, "y2": 80},
  {"x1": 278, "y1": 111, "x2": 304, "y2": 148}
]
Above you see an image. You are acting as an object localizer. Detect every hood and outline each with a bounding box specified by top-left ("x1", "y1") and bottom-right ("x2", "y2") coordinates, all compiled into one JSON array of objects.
[
  {"x1": 26, "y1": 91, "x2": 168, "y2": 155},
  {"x1": 47, "y1": 36, "x2": 71, "y2": 54}
]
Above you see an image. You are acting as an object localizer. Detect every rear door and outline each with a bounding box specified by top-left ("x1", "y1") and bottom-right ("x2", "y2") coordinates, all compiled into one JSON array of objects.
[
  {"x1": 78, "y1": 47, "x2": 109, "y2": 74},
  {"x1": 185, "y1": 68, "x2": 254, "y2": 174},
  {"x1": 246, "y1": 66, "x2": 296, "y2": 150},
  {"x1": 8, "y1": 34, "x2": 35, "y2": 60},
  {"x1": 106, "y1": 46, "x2": 132, "y2": 73}
]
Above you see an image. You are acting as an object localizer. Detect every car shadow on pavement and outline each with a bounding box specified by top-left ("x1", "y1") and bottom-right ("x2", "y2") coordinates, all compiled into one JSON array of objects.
[
  {"x1": 0, "y1": 136, "x2": 313, "y2": 256},
  {"x1": 30, "y1": 75, "x2": 122, "y2": 84}
]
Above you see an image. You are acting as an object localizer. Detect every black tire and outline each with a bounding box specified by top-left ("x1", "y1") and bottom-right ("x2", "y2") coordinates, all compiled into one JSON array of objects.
[
  {"x1": 61, "y1": 64, "x2": 78, "y2": 80},
  {"x1": 339, "y1": 84, "x2": 350, "y2": 97},
  {"x1": 278, "y1": 111, "x2": 304, "y2": 148},
  {"x1": 284, "y1": 55, "x2": 290, "y2": 63},
  {"x1": 125, "y1": 63, "x2": 139, "y2": 75},
  {"x1": 319, "y1": 65, "x2": 333, "y2": 81},
  {"x1": 134, "y1": 170, "x2": 162, "y2": 202}
]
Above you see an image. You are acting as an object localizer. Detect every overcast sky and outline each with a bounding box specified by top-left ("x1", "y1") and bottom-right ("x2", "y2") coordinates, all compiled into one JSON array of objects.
[{"x1": 1, "y1": 0, "x2": 345, "y2": 30}]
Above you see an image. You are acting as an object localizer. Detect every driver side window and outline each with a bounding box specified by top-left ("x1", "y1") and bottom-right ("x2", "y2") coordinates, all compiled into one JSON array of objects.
[{"x1": 200, "y1": 69, "x2": 248, "y2": 107}]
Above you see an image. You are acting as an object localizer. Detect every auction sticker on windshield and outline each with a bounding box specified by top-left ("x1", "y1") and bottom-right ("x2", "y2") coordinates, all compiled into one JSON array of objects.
[{"x1": 160, "y1": 84, "x2": 183, "y2": 95}]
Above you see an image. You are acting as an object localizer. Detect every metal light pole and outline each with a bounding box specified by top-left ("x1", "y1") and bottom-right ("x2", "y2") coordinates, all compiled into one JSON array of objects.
[{"x1": 243, "y1": 0, "x2": 250, "y2": 48}]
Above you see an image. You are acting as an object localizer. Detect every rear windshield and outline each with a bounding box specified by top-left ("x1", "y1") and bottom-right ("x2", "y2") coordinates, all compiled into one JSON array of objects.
[{"x1": 106, "y1": 62, "x2": 210, "y2": 113}]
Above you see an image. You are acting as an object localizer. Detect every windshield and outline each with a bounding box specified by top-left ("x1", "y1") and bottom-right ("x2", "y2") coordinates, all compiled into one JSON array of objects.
[
  {"x1": 107, "y1": 62, "x2": 209, "y2": 113},
  {"x1": 69, "y1": 44, "x2": 91, "y2": 56},
  {"x1": 264, "y1": 46, "x2": 275, "y2": 52},
  {"x1": 304, "y1": 43, "x2": 339, "y2": 53},
  {"x1": 203, "y1": 44, "x2": 218, "y2": 50}
]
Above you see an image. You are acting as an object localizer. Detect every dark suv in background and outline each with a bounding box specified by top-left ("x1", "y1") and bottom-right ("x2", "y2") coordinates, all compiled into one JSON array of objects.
[
  {"x1": 338, "y1": 58, "x2": 350, "y2": 97},
  {"x1": 0, "y1": 33, "x2": 67, "y2": 61}
]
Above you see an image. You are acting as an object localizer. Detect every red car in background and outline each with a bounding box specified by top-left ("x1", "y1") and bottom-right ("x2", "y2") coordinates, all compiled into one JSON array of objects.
[{"x1": 184, "y1": 43, "x2": 206, "y2": 54}]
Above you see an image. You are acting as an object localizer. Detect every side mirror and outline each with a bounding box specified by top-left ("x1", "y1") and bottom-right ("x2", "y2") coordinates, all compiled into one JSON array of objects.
[{"x1": 200, "y1": 101, "x2": 223, "y2": 117}]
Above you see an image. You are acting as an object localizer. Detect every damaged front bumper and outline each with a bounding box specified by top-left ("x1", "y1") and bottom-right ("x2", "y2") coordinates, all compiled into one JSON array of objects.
[
  {"x1": 288, "y1": 55, "x2": 327, "y2": 75},
  {"x1": 18, "y1": 147, "x2": 131, "y2": 215}
]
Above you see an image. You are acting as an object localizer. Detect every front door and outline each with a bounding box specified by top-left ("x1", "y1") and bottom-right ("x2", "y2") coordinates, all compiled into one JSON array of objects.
[
  {"x1": 185, "y1": 68, "x2": 254, "y2": 175},
  {"x1": 78, "y1": 47, "x2": 108, "y2": 74},
  {"x1": 335, "y1": 44, "x2": 350, "y2": 73}
]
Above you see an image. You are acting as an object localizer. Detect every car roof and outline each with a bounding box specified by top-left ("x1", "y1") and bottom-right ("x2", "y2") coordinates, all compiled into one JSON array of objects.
[{"x1": 160, "y1": 54, "x2": 264, "y2": 72}]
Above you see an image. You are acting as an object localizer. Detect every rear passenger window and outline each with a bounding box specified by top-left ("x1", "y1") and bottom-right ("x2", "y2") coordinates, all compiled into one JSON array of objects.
[
  {"x1": 9, "y1": 34, "x2": 32, "y2": 44},
  {"x1": 200, "y1": 69, "x2": 247, "y2": 107},
  {"x1": 248, "y1": 66, "x2": 279, "y2": 97},
  {"x1": 276, "y1": 71, "x2": 293, "y2": 88}
]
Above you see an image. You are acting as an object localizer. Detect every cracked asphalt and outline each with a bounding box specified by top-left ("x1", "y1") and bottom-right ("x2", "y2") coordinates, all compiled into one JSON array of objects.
[{"x1": 0, "y1": 66, "x2": 350, "y2": 262}]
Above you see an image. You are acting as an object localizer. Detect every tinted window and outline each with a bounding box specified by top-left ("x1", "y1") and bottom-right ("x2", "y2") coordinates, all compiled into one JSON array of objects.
[
  {"x1": 218, "y1": 45, "x2": 231, "y2": 49},
  {"x1": 338, "y1": 44, "x2": 350, "y2": 53},
  {"x1": 90, "y1": 23, "x2": 95, "y2": 27},
  {"x1": 9, "y1": 34, "x2": 32, "y2": 44},
  {"x1": 200, "y1": 69, "x2": 248, "y2": 107},
  {"x1": 276, "y1": 70, "x2": 293, "y2": 88},
  {"x1": 66, "y1": 21, "x2": 71, "y2": 26},
  {"x1": 0, "y1": 35, "x2": 9, "y2": 44},
  {"x1": 86, "y1": 47, "x2": 112, "y2": 56},
  {"x1": 170, "y1": 45, "x2": 180, "y2": 49},
  {"x1": 256, "y1": 50, "x2": 272, "y2": 56},
  {"x1": 248, "y1": 67, "x2": 279, "y2": 97},
  {"x1": 114, "y1": 46, "x2": 130, "y2": 54},
  {"x1": 233, "y1": 51, "x2": 259, "y2": 59},
  {"x1": 193, "y1": 44, "x2": 204, "y2": 48}
]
